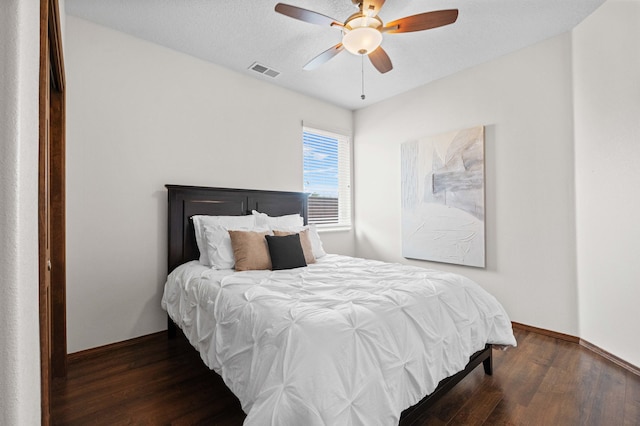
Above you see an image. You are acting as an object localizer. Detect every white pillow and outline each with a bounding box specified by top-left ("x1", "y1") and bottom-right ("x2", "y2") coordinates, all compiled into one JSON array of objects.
[
  {"x1": 203, "y1": 224, "x2": 271, "y2": 269},
  {"x1": 308, "y1": 224, "x2": 326, "y2": 258},
  {"x1": 192, "y1": 215, "x2": 256, "y2": 265},
  {"x1": 252, "y1": 210, "x2": 304, "y2": 229},
  {"x1": 270, "y1": 224, "x2": 326, "y2": 259}
]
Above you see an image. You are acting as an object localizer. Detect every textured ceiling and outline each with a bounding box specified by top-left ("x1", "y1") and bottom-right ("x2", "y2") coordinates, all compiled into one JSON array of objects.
[{"x1": 65, "y1": 0, "x2": 605, "y2": 110}]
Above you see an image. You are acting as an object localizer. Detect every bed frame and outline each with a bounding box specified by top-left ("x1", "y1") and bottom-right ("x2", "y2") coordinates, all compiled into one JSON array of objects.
[{"x1": 165, "y1": 184, "x2": 493, "y2": 425}]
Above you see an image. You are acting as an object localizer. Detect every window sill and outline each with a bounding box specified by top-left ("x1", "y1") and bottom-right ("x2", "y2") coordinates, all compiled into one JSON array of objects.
[{"x1": 315, "y1": 225, "x2": 352, "y2": 233}]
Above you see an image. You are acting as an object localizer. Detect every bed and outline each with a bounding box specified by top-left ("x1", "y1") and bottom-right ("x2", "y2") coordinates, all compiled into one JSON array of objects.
[{"x1": 162, "y1": 184, "x2": 517, "y2": 425}]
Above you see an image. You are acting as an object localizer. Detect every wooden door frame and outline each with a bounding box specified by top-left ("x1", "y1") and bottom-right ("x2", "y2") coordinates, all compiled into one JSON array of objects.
[
  {"x1": 47, "y1": 0, "x2": 67, "y2": 380},
  {"x1": 39, "y1": 0, "x2": 66, "y2": 424}
]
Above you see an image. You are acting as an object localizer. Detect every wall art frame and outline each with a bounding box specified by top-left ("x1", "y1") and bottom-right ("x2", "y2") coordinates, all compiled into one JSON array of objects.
[{"x1": 401, "y1": 126, "x2": 485, "y2": 267}]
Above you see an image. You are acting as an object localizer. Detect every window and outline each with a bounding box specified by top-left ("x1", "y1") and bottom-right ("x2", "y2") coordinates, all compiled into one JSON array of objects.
[{"x1": 303, "y1": 126, "x2": 352, "y2": 228}]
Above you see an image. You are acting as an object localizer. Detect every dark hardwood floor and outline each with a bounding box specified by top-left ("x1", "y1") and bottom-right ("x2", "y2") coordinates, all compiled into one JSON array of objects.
[{"x1": 52, "y1": 328, "x2": 640, "y2": 425}]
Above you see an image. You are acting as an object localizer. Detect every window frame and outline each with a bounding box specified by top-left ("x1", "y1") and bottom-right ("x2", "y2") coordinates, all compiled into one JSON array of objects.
[{"x1": 302, "y1": 125, "x2": 353, "y2": 231}]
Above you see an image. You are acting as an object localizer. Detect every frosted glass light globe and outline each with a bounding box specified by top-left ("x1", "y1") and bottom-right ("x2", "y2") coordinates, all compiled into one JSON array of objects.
[{"x1": 342, "y1": 26, "x2": 382, "y2": 55}]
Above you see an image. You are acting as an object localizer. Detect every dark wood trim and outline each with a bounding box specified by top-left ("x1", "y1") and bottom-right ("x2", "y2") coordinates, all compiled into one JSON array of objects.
[
  {"x1": 40, "y1": 0, "x2": 66, "y2": 423},
  {"x1": 580, "y1": 338, "x2": 640, "y2": 377},
  {"x1": 47, "y1": 0, "x2": 65, "y2": 91},
  {"x1": 50, "y1": 86, "x2": 67, "y2": 378},
  {"x1": 511, "y1": 321, "x2": 580, "y2": 344},
  {"x1": 512, "y1": 322, "x2": 639, "y2": 377},
  {"x1": 39, "y1": 1, "x2": 52, "y2": 424},
  {"x1": 67, "y1": 332, "x2": 166, "y2": 364}
]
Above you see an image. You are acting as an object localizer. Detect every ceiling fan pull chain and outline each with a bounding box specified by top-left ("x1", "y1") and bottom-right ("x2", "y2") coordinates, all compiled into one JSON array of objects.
[{"x1": 361, "y1": 54, "x2": 366, "y2": 100}]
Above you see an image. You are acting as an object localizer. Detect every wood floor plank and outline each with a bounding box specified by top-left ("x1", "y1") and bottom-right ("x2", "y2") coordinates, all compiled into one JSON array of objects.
[
  {"x1": 624, "y1": 371, "x2": 640, "y2": 426},
  {"x1": 408, "y1": 368, "x2": 485, "y2": 425},
  {"x1": 445, "y1": 380, "x2": 503, "y2": 425},
  {"x1": 574, "y1": 349, "x2": 607, "y2": 424},
  {"x1": 52, "y1": 328, "x2": 640, "y2": 426},
  {"x1": 481, "y1": 396, "x2": 528, "y2": 426},
  {"x1": 587, "y1": 360, "x2": 627, "y2": 425},
  {"x1": 523, "y1": 365, "x2": 580, "y2": 425}
]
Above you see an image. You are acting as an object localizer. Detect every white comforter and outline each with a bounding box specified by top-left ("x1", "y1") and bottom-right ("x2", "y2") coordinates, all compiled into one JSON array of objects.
[{"x1": 162, "y1": 255, "x2": 516, "y2": 425}]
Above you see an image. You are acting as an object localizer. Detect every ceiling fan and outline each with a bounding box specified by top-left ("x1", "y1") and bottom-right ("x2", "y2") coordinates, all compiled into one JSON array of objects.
[{"x1": 275, "y1": 0, "x2": 459, "y2": 74}]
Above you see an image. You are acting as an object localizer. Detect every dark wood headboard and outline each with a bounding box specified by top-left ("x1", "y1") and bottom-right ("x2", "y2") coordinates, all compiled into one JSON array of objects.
[{"x1": 166, "y1": 185, "x2": 309, "y2": 273}]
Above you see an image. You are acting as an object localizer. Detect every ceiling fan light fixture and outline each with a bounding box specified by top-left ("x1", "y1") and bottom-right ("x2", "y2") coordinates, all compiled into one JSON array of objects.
[
  {"x1": 343, "y1": 26, "x2": 382, "y2": 55},
  {"x1": 274, "y1": 2, "x2": 458, "y2": 75}
]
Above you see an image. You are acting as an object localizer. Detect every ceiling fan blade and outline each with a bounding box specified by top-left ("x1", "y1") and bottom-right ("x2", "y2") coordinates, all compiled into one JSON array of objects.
[
  {"x1": 275, "y1": 3, "x2": 343, "y2": 27},
  {"x1": 303, "y1": 43, "x2": 345, "y2": 71},
  {"x1": 368, "y1": 46, "x2": 393, "y2": 74},
  {"x1": 362, "y1": 0, "x2": 385, "y2": 17},
  {"x1": 384, "y1": 9, "x2": 458, "y2": 34}
]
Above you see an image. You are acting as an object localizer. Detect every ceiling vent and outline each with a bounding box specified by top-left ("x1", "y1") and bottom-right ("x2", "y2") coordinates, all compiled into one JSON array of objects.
[{"x1": 248, "y1": 62, "x2": 280, "y2": 78}]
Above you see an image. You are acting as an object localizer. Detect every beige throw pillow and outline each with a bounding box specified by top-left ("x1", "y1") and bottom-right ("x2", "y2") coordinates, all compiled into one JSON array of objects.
[
  {"x1": 228, "y1": 230, "x2": 272, "y2": 271},
  {"x1": 273, "y1": 229, "x2": 316, "y2": 264}
]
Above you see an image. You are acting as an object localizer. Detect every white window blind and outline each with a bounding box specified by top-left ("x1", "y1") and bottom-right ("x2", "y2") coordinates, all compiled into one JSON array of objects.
[{"x1": 303, "y1": 126, "x2": 352, "y2": 227}]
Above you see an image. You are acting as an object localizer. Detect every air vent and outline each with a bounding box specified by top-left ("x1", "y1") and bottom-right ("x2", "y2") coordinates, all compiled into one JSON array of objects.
[{"x1": 248, "y1": 62, "x2": 280, "y2": 78}]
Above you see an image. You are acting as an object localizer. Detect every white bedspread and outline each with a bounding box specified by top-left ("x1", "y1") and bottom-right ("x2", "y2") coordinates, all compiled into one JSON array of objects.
[{"x1": 162, "y1": 255, "x2": 516, "y2": 425}]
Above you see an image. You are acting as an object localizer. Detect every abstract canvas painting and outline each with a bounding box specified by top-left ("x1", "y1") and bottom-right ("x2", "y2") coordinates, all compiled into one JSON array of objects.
[{"x1": 401, "y1": 126, "x2": 485, "y2": 267}]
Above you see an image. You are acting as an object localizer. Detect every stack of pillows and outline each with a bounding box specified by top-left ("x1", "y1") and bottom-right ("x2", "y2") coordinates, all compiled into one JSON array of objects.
[{"x1": 192, "y1": 211, "x2": 326, "y2": 271}]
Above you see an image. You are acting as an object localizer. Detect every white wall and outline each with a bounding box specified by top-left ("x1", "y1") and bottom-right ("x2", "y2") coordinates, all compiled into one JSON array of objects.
[
  {"x1": 354, "y1": 34, "x2": 580, "y2": 335},
  {"x1": 354, "y1": 0, "x2": 640, "y2": 367},
  {"x1": 574, "y1": 0, "x2": 640, "y2": 367},
  {"x1": 0, "y1": 0, "x2": 42, "y2": 424},
  {"x1": 66, "y1": 2, "x2": 639, "y2": 369},
  {"x1": 65, "y1": 17, "x2": 354, "y2": 353}
]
